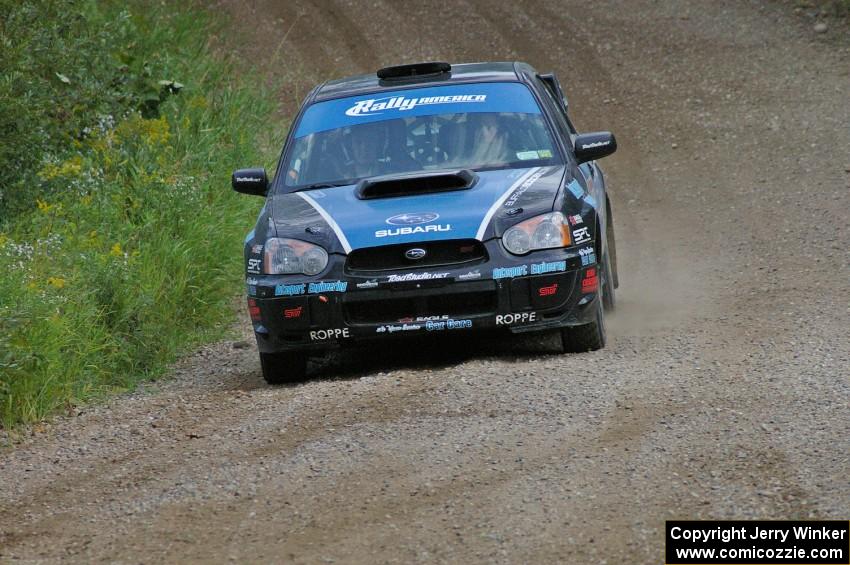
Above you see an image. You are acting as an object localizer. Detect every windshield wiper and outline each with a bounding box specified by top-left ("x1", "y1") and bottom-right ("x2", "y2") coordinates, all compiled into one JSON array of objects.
[{"x1": 293, "y1": 181, "x2": 351, "y2": 192}]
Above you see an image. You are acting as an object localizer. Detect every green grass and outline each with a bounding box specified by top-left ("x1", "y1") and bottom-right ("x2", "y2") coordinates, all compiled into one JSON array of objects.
[{"x1": 0, "y1": 1, "x2": 277, "y2": 429}]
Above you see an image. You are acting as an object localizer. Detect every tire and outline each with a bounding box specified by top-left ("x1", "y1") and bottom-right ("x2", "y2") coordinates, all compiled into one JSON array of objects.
[
  {"x1": 606, "y1": 198, "x2": 619, "y2": 289},
  {"x1": 601, "y1": 247, "x2": 616, "y2": 312},
  {"x1": 561, "y1": 290, "x2": 606, "y2": 353},
  {"x1": 260, "y1": 351, "x2": 308, "y2": 384}
]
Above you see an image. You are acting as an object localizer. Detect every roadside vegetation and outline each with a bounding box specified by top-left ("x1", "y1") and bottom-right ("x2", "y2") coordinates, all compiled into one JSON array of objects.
[{"x1": 0, "y1": 1, "x2": 275, "y2": 429}]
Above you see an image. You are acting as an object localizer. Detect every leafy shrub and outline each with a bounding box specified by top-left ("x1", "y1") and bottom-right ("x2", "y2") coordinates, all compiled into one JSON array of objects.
[{"x1": 0, "y1": 1, "x2": 276, "y2": 428}]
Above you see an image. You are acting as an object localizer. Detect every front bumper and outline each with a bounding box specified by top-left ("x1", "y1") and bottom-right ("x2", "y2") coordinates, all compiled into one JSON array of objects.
[{"x1": 247, "y1": 243, "x2": 600, "y2": 353}]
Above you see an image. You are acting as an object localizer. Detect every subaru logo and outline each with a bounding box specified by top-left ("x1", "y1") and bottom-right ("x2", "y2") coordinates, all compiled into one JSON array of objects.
[
  {"x1": 386, "y1": 212, "x2": 439, "y2": 226},
  {"x1": 404, "y1": 248, "x2": 427, "y2": 260}
]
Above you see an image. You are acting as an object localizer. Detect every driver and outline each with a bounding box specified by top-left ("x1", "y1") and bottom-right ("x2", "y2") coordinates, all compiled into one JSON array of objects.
[
  {"x1": 467, "y1": 112, "x2": 511, "y2": 166},
  {"x1": 347, "y1": 120, "x2": 390, "y2": 178}
]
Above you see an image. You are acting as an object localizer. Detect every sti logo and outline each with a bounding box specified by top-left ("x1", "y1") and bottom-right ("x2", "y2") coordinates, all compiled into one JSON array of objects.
[
  {"x1": 538, "y1": 283, "x2": 558, "y2": 297},
  {"x1": 284, "y1": 306, "x2": 303, "y2": 319}
]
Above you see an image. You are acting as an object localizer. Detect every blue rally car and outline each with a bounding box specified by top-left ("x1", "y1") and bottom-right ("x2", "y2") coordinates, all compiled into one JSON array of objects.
[{"x1": 233, "y1": 62, "x2": 619, "y2": 383}]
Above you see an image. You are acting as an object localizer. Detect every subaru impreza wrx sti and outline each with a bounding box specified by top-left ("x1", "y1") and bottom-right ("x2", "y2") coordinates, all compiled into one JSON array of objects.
[{"x1": 233, "y1": 62, "x2": 619, "y2": 383}]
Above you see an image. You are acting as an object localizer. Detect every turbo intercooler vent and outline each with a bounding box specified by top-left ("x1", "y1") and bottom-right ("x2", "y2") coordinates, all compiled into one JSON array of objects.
[{"x1": 355, "y1": 169, "x2": 477, "y2": 199}]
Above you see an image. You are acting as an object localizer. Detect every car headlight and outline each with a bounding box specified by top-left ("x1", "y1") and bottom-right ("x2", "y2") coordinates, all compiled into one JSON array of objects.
[
  {"x1": 263, "y1": 238, "x2": 328, "y2": 275},
  {"x1": 502, "y1": 212, "x2": 572, "y2": 255}
]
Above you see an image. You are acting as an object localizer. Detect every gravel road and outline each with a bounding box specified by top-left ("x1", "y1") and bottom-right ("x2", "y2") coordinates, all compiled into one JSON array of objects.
[{"x1": 2, "y1": 1, "x2": 848, "y2": 562}]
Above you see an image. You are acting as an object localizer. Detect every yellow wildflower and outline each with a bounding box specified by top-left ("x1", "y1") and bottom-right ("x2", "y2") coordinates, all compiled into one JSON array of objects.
[
  {"x1": 0, "y1": 234, "x2": 7, "y2": 247},
  {"x1": 38, "y1": 155, "x2": 83, "y2": 181},
  {"x1": 47, "y1": 277, "x2": 65, "y2": 289},
  {"x1": 26, "y1": 281, "x2": 39, "y2": 291},
  {"x1": 144, "y1": 115, "x2": 171, "y2": 145},
  {"x1": 36, "y1": 198, "x2": 52, "y2": 213},
  {"x1": 188, "y1": 95, "x2": 208, "y2": 109},
  {"x1": 115, "y1": 115, "x2": 171, "y2": 146},
  {"x1": 89, "y1": 130, "x2": 114, "y2": 153},
  {"x1": 110, "y1": 243, "x2": 123, "y2": 257}
]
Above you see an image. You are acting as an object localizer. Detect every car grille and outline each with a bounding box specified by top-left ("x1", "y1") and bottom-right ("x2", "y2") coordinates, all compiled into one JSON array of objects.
[
  {"x1": 343, "y1": 281, "x2": 497, "y2": 324},
  {"x1": 345, "y1": 239, "x2": 487, "y2": 273}
]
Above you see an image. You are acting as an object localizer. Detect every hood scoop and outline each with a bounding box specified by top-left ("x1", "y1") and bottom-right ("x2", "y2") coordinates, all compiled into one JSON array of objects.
[{"x1": 356, "y1": 169, "x2": 477, "y2": 200}]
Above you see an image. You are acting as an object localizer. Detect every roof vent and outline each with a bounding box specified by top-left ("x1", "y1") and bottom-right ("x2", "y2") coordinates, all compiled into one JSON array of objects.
[{"x1": 377, "y1": 62, "x2": 451, "y2": 81}]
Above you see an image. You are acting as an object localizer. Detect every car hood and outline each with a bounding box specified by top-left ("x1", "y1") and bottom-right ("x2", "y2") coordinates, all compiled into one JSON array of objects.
[{"x1": 271, "y1": 165, "x2": 565, "y2": 253}]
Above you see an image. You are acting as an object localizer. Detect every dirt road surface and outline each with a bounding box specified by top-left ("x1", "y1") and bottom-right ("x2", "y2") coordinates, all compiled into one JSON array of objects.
[{"x1": 2, "y1": 1, "x2": 848, "y2": 562}]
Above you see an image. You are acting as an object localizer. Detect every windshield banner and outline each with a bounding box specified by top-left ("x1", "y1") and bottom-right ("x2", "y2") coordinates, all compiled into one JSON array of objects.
[{"x1": 294, "y1": 82, "x2": 542, "y2": 138}]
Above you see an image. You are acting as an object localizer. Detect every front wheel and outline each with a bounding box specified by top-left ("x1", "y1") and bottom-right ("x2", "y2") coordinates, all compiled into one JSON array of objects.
[
  {"x1": 561, "y1": 293, "x2": 606, "y2": 353},
  {"x1": 602, "y1": 248, "x2": 616, "y2": 312},
  {"x1": 260, "y1": 351, "x2": 308, "y2": 384}
]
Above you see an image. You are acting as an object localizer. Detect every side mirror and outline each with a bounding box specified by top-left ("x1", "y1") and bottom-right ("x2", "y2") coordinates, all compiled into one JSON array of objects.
[
  {"x1": 232, "y1": 168, "x2": 268, "y2": 196},
  {"x1": 574, "y1": 132, "x2": 617, "y2": 164}
]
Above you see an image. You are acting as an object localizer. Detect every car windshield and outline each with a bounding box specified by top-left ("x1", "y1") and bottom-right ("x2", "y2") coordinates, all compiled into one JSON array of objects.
[{"x1": 281, "y1": 82, "x2": 561, "y2": 190}]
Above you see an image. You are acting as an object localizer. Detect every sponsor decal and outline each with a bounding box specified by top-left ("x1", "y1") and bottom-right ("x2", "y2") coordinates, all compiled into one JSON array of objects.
[
  {"x1": 492, "y1": 265, "x2": 528, "y2": 279},
  {"x1": 426, "y1": 318, "x2": 473, "y2": 331},
  {"x1": 345, "y1": 94, "x2": 487, "y2": 117},
  {"x1": 356, "y1": 279, "x2": 379, "y2": 289},
  {"x1": 310, "y1": 328, "x2": 350, "y2": 340},
  {"x1": 375, "y1": 323, "x2": 422, "y2": 334},
  {"x1": 503, "y1": 169, "x2": 547, "y2": 208},
  {"x1": 458, "y1": 270, "x2": 482, "y2": 281},
  {"x1": 530, "y1": 260, "x2": 566, "y2": 275},
  {"x1": 247, "y1": 258, "x2": 262, "y2": 274},
  {"x1": 581, "y1": 140, "x2": 610, "y2": 149},
  {"x1": 236, "y1": 176, "x2": 263, "y2": 183},
  {"x1": 568, "y1": 214, "x2": 583, "y2": 226},
  {"x1": 251, "y1": 243, "x2": 264, "y2": 254},
  {"x1": 386, "y1": 213, "x2": 439, "y2": 226},
  {"x1": 284, "y1": 306, "x2": 303, "y2": 319},
  {"x1": 400, "y1": 315, "x2": 448, "y2": 323},
  {"x1": 246, "y1": 277, "x2": 260, "y2": 286},
  {"x1": 247, "y1": 285, "x2": 258, "y2": 296},
  {"x1": 572, "y1": 226, "x2": 591, "y2": 244},
  {"x1": 496, "y1": 312, "x2": 538, "y2": 325},
  {"x1": 581, "y1": 267, "x2": 598, "y2": 293},
  {"x1": 386, "y1": 272, "x2": 449, "y2": 283},
  {"x1": 538, "y1": 283, "x2": 558, "y2": 297},
  {"x1": 275, "y1": 283, "x2": 306, "y2": 297},
  {"x1": 404, "y1": 248, "x2": 427, "y2": 260},
  {"x1": 476, "y1": 167, "x2": 543, "y2": 241},
  {"x1": 579, "y1": 246, "x2": 597, "y2": 266},
  {"x1": 375, "y1": 224, "x2": 451, "y2": 238},
  {"x1": 308, "y1": 280, "x2": 348, "y2": 293},
  {"x1": 566, "y1": 179, "x2": 584, "y2": 199}
]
